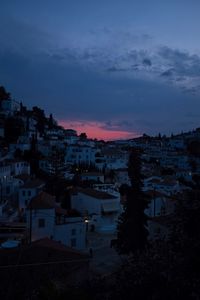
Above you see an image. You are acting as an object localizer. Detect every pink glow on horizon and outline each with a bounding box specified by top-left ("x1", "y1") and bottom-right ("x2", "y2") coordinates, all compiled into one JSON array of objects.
[{"x1": 59, "y1": 120, "x2": 139, "y2": 140}]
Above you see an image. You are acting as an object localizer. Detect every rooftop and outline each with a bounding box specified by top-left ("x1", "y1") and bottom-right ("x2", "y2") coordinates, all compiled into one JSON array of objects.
[
  {"x1": 0, "y1": 237, "x2": 89, "y2": 265},
  {"x1": 28, "y1": 192, "x2": 56, "y2": 209}
]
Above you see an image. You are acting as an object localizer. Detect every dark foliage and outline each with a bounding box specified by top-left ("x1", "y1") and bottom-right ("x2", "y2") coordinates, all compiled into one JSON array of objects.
[
  {"x1": 4, "y1": 117, "x2": 25, "y2": 143},
  {"x1": 0, "y1": 86, "x2": 10, "y2": 101},
  {"x1": 187, "y1": 140, "x2": 200, "y2": 157},
  {"x1": 110, "y1": 189, "x2": 200, "y2": 300},
  {"x1": 115, "y1": 148, "x2": 149, "y2": 254}
]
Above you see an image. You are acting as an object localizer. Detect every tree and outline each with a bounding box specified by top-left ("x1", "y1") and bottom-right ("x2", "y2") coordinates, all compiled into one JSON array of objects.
[
  {"x1": 4, "y1": 117, "x2": 25, "y2": 143},
  {"x1": 187, "y1": 140, "x2": 200, "y2": 157},
  {"x1": 79, "y1": 132, "x2": 87, "y2": 140},
  {"x1": 115, "y1": 148, "x2": 149, "y2": 254},
  {"x1": 60, "y1": 189, "x2": 71, "y2": 209},
  {"x1": 32, "y1": 106, "x2": 46, "y2": 134},
  {"x1": 48, "y1": 113, "x2": 54, "y2": 129},
  {"x1": 0, "y1": 86, "x2": 10, "y2": 101}
]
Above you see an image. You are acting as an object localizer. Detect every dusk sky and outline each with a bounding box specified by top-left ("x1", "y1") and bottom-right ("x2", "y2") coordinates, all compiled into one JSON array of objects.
[{"x1": 1, "y1": 0, "x2": 200, "y2": 140}]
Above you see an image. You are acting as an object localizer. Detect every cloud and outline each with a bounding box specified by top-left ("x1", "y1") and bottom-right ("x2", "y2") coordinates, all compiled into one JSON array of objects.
[
  {"x1": 0, "y1": 14, "x2": 53, "y2": 55},
  {"x1": 1, "y1": 18, "x2": 200, "y2": 137},
  {"x1": 2, "y1": 14, "x2": 199, "y2": 96},
  {"x1": 143, "y1": 58, "x2": 152, "y2": 66},
  {"x1": 161, "y1": 68, "x2": 174, "y2": 77}
]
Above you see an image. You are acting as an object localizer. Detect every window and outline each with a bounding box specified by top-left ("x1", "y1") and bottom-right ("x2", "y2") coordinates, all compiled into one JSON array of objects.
[
  {"x1": 71, "y1": 229, "x2": 76, "y2": 236},
  {"x1": 38, "y1": 218, "x2": 45, "y2": 228},
  {"x1": 22, "y1": 190, "x2": 26, "y2": 196},
  {"x1": 6, "y1": 186, "x2": 10, "y2": 194},
  {"x1": 28, "y1": 190, "x2": 31, "y2": 196},
  {"x1": 71, "y1": 238, "x2": 76, "y2": 247}
]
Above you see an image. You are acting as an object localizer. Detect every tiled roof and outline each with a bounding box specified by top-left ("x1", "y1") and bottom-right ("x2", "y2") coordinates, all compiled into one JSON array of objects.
[
  {"x1": 55, "y1": 206, "x2": 68, "y2": 215},
  {"x1": 28, "y1": 192, "x2": 56, "y2": 209},
  {"x1": 0, "y1": 237, "x2": 89, "y2": 265},
  {"x1": 33, "y1": 238, "x2": 88, "y2": 257}
]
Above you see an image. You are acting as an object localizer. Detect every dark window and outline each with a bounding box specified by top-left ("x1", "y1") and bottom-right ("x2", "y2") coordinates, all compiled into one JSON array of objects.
[
  {"x1": 38, "y1": 218, "x2": 45, "y2": 228},
  {"x1": 71, "y1": 238, "x2": 76, "y2": 247},
  {"x1": 28, "y1": 190, "x2": 31, "y2": 196},
  {"x1": 6, "y1": 186, "x2": 10, "y2": 194},
  {"x1": 71, "y1": 229, "x2": 76, "y2": 236},
  {"x1": 22, "y1": 190, "x2": 26, "y2": 196}
]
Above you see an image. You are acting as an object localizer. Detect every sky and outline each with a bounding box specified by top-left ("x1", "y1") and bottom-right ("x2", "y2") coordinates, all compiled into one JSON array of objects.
[{"x1": 1, "y1": 0, "x2": 200, "y2": 140}]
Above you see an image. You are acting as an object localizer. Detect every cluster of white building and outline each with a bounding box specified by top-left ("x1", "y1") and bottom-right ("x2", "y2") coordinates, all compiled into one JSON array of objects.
[{"x1": 1, "y1": 98, "x2": 200, "y2": 249}]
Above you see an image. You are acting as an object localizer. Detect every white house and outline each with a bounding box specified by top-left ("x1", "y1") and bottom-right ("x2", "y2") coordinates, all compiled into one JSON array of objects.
[
  {"x1": 71, "y1": 187, "x2": 121, "y2": 233},
  {"x1": 27, "y1": 191, "x2": 86, "y2": 250},
  {"x1": 80, "y1": 172, "x2": 105, "y2": 183},
  {"x1": 145, "y1": 190, "x2": 175, "y2": 217},
  {"x1": 1, "y1": 99, "x2": 20, "y2": 115},
  {"x1": 6, "y1": 159, "x2": 30, "y2": 176},
  {"x1": 65, "y1": 145, "x2": 97, "y2": 166},
  {"x1": 115, "y1": 168, "x2": 130, "y2": 185},
  {"x1": 0, "y1": 163, "x2": 11, "y2": 179},
  {"x1": 101, "y1": 148, "x2": 128, "y2": 170},
  {"x1": 18, "y1": 179, "x2": 45, "y2": 212},
  {"x1": 63, "y1": 129, "x2": 79, "y2": 145},
  {"x1": 167, "y1": 137, "x2": 186, "y2": 150},
  {"x1": 9, "y1": 142, "x2": 31, "y2": 153},
  {"x1": 175, "y1": 168, "x2": 193, "y2": 182},
  {"x1": 143, "y1": 176, "x2": 181, "y2": 195}
]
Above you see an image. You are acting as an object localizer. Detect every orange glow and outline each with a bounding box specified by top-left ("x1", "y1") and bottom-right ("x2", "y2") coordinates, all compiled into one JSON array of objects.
[{"x1": 59, "y1": 120, "x2": 139, "y2": 141}]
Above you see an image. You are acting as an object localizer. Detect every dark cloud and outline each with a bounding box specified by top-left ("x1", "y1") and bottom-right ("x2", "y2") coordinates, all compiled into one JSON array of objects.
[
  {"x1": 158, "y1": 46, "x2": 200, "y2": 77},
  {"x1": 0, "y1": 11, "x2": 200, "y2": 136},
  {"x1": 0, "y1": 14, "x2": 52, "y2": 54},
  {"x1": 161, "y1": 69, "x2": 174, "y2": 77},
  {"x1": 143, "y1": 58, "x2": 152, "y2": 66}
]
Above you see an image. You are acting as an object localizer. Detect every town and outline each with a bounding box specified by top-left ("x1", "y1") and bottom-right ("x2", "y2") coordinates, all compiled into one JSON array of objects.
[{"x1": 0, "y1": 86, "x2": 200, "y2": 298}]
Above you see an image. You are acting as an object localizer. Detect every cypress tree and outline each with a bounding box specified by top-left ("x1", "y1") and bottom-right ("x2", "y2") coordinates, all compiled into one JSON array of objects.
[{"x1": 116, "y1": 148, "x2": 149, "y2": 254}]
